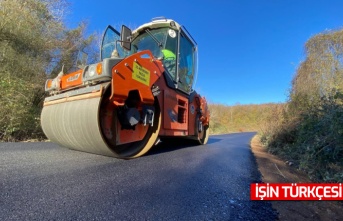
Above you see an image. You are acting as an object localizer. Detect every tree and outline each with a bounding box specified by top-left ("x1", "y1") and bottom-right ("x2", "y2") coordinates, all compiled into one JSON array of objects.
[
  {"x1": 0, "y1": 0, "x2": 97, "y2": 140},
  {"x1": 291, "y1": 29, "x2": 343, "y2": 112},
  {"x1": 262, "y1": 28, "x2": 343, "y2": 182}
]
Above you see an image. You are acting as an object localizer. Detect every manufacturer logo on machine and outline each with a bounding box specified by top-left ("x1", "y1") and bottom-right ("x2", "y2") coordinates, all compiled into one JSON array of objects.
[{"x1": 66, "y1": 73, "x2": 80, "y2": 82}]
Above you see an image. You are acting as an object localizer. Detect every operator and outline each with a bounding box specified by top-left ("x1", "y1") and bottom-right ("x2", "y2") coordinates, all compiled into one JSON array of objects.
[
  {"x1": 162, "y1": 49, "x2": 176, "y2": 60},
  {"x1": 161, "y1": 49, "x2": 176, "y2": 79}
]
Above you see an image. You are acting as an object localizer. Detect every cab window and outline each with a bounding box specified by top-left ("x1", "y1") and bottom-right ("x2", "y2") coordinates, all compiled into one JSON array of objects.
[
  {"x1": 162, "y1": 30, "x2": 178, "y2": 79},
  {"x1": 178, "y1": 32, "x2": 196, "y2": 93},
  {"x1": 101, "y1": 26, "x2": 125, "y2": 60}
]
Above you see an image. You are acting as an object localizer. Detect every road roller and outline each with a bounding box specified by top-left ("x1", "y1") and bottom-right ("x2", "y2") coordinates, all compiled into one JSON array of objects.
[{"x1": 41, "y1": 18, "x2": 210, "y2": 158}]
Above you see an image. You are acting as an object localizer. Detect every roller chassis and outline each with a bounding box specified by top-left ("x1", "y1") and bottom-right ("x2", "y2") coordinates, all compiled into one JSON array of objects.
[{"x1": 41, "y1": 18, "x2": 210, "y2": 158}]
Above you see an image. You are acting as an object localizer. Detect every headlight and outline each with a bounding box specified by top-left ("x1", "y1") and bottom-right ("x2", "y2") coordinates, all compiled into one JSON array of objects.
[
  {"x1": 88, "y1": 65, "x2": 96, "y2": 77},
  {"x1": 85, "y1": 64, "x2": 101, "y2": 78},
  {"x1": 82, "y1": 59, "x2": 121, "y2": 84},
  {"x1": 83, "y1": 62, "x2": 108, "y2": 83}
]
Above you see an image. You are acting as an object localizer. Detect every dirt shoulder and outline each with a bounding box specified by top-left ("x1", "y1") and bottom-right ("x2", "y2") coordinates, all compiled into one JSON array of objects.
[{"x1": 250, "y1": 135, "x2": 342, "y2": 221}]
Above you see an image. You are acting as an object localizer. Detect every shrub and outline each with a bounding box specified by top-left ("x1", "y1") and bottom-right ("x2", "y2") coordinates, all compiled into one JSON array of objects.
[
  {"x1": 0, "y1": 0, "x2": 97, "y2": 141},
  {"x1": 261, "y1": 28, "x2": 343, "y2": 182}
]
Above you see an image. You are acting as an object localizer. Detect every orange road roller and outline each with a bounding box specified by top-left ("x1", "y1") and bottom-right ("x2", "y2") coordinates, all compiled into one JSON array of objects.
[{"x1": 41, "y1": 18, "x2": 210, "y2": 158}]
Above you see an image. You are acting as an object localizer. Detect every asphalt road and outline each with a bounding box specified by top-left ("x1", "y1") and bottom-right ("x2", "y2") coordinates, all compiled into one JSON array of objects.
[{"x1": 0, "y1": 132, "x2": 277, "y2": 220}]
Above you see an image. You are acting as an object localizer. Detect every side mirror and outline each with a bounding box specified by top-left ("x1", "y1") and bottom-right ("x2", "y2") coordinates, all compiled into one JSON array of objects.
[{"x1": 121, "y1": 25, "x2": 132, "y2": 51}]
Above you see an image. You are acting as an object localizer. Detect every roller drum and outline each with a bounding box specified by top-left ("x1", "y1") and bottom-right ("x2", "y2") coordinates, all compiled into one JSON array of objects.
[{"x1": 41, "y1": 97, "x2": 118, "y2": 157}]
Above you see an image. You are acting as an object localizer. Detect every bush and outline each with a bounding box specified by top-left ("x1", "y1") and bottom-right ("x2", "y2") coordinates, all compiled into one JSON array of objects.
[
  {"x1": 209, "y1": 103, "x2": 284, "y2": 135},
  {"x1": 0, "y1": 75, "x2": 45, "y2": 140},
  {"x1": 0, "y1": 0, "x2": 97, "y2": 141},
  {"x1": 261, "y1": 28, "x2": 343, "y2": 182}
]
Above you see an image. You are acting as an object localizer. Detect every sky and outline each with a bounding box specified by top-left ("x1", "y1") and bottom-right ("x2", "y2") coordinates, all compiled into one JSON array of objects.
[{"x1": 66, "y1": 0, "x2": 343, "y2": 105}]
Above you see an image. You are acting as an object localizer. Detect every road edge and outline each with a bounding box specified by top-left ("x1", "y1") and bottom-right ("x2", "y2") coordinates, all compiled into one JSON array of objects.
[{"x1": 250, "y1": 135, "x2": 343, "y2": 221}]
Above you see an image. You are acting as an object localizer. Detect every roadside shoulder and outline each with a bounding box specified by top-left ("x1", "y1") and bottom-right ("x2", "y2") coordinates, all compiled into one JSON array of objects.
[{"x1": 250, "y1": 135, "x2": 342, "y2": 221}]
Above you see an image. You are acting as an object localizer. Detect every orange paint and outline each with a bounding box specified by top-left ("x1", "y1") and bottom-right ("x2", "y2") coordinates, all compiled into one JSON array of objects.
[
  {"x1": 110, "y1": 50, "x2": 163, "y2": 106},
  {"x1": 60, "y1": 69, "x2": 83, "y2": 90},
  {"x1": 50, "y1": 49, "x2": 209, "y2": 143},
  {"x1": 117, "y1": 123, "x2": 149, "y2": 145},
  {"x1": 163, "y1": 90, "x2": 188, "y2": 131}
]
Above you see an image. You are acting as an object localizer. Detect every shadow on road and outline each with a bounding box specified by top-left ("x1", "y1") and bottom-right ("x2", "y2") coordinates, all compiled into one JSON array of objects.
[{"x1": 146, "y1": 136, "x2": 222, "y2": 156}]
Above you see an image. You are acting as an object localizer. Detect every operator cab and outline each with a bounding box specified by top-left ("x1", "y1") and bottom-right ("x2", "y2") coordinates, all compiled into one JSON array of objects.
[{"x1": 101, "y1": 18, "x2": 198, "y2": 94}]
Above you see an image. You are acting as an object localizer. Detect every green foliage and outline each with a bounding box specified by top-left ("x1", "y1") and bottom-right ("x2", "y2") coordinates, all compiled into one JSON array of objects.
[
  {"x1": 0, "y1": 75, "x2": 44, "y2": 140},
  {"x1": 261, "y1": 28, "x2": 343, "y2": 182},
  {"x1": 0, "y1": 0, "x2": 97, "y2": 141},
  {"x1": 209, "y1": 103, "x2": 284, "y2": 134}
]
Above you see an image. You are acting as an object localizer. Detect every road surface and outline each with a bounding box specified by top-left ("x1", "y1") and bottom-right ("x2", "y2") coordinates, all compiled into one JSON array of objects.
[{"x1": 0, "y1": 132, "x2": 277, "y2": 220}]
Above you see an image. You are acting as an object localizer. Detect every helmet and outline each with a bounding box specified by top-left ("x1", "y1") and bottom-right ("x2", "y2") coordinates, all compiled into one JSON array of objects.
[{"x1": 162, "y1": 49, "x2": 176, "y2": 60}]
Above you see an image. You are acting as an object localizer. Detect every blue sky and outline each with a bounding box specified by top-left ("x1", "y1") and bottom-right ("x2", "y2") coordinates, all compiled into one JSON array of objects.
[{"x1": 67, "y1": 0, "x2": 343, "y2": 105}]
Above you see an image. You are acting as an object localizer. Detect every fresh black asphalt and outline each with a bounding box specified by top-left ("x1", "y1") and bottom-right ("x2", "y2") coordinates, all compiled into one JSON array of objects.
[{"x1": 0, "y1": 132, "x2": 277, "y2": 220}]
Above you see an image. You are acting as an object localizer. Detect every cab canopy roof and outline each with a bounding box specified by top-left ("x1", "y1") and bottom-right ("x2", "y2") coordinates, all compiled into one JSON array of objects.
[{"x1": 132, "y1": 18, "x2": 182, "y2": 39}]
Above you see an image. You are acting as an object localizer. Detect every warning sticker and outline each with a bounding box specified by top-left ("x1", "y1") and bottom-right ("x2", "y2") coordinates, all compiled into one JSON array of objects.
[{"x1": 132, "y1": 62, "x2": 150, "y2": 86}]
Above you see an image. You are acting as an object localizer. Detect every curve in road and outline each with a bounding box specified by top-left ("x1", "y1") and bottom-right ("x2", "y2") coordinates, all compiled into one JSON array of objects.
[{"x1": 0, "y1": 132, "x2": 277, "y2": 220}]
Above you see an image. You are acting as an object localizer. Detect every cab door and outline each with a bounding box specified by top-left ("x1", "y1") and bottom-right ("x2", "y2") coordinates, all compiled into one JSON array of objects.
[
  {"x1": 177, "y1": 30, "x2": 197, "y2": 94},
  {"x1": 101, "y1": 26, "x2": 125, "y2": 60}
]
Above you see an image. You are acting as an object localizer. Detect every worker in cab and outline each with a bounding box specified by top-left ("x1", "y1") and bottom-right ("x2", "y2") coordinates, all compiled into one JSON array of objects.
[{"x1": 161, "y1": 31, "x2": 177, "y2": 80}]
